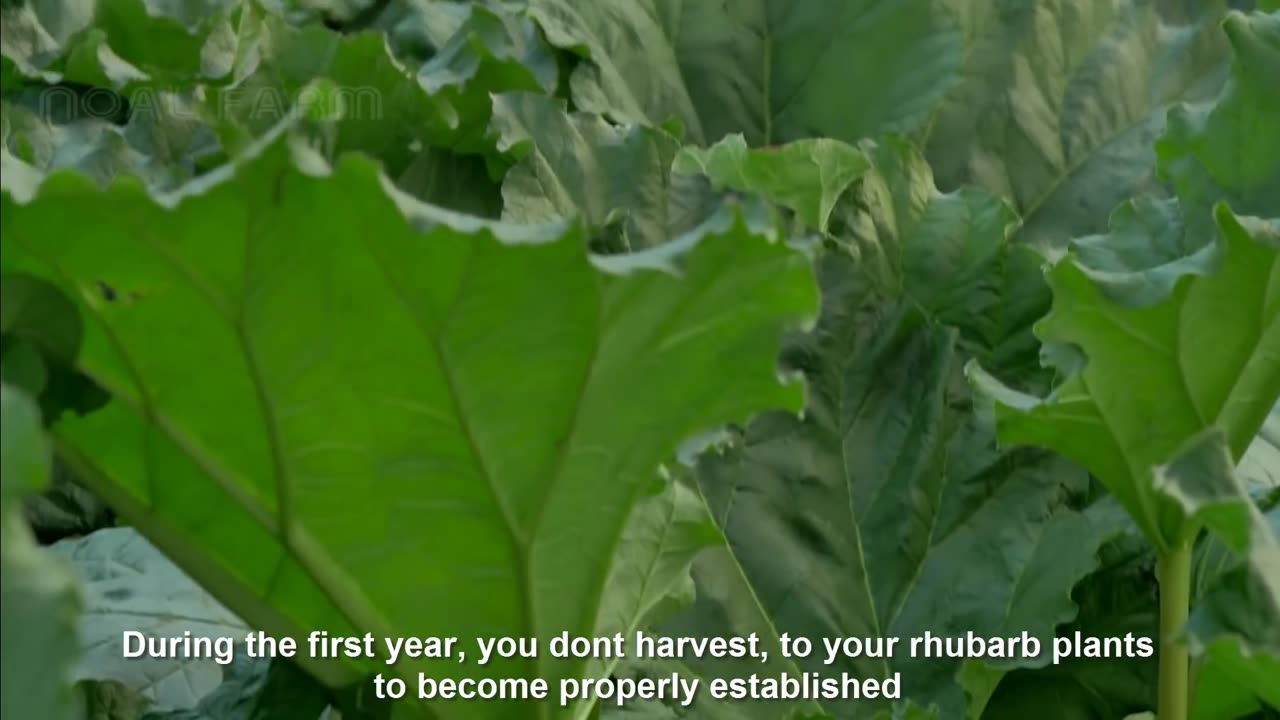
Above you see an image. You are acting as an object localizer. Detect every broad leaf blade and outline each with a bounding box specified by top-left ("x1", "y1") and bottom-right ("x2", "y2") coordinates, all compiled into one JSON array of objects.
[{"x1": 0, "y1": 113, "x2": 818, "y2": 719}]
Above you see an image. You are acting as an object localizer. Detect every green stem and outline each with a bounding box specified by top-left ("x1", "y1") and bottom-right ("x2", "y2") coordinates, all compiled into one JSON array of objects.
[{"x1": 1157, "y1": 542, "x2": 1193, "y2": 720}]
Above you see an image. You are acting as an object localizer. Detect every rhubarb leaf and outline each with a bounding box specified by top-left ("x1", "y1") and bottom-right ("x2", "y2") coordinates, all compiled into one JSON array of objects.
[
  {"x1": 969, "y1": 206, "x2": 1280, "y2": 549},
  {"x1": 0, "y1": 112, "x2": 817, "y2": 720}
]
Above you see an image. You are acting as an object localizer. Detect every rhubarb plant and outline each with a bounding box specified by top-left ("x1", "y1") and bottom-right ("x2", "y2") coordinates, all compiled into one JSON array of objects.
[{"x1": 1, "y1": 0, "x2": 1277, "y2": 718}]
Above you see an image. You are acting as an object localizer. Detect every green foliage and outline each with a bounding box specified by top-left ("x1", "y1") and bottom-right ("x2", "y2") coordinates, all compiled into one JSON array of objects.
[
  {"x1": 924, "y1": 0, "x2": 1230, "y2": 248},
  {"x1": 1, "y1": 106, "x2": 817, "y2": 717},
  {"x1": 1, "y1": 384, "x2": 83, "y2": 720},
  {"x1": 968, "y1": 206, "x2": 1280, "y2": 550},
  {"x1": 672, "y1": 135, "x2": 1094, "y2": 719},
  {"x1": 1158, "y1": 11, "x2": 1280, "y2": 223},
  {"x1": 2, "y1": 0, "x2": 1279, "y2": 718}
]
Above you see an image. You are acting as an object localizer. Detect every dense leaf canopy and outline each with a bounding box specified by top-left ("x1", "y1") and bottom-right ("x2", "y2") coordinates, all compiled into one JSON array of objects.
[{"x1": 1, "y1": 1, "x2": 1277, "y2": 719}]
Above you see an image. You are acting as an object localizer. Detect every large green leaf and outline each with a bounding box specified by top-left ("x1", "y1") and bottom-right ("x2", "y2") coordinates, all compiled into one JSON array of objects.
[
  {"x1": 969, "y1": 205, "x2": 1280, "y2": 550},
  {"x1": 673, "y1": 134, "x2": 1042, "y2": 374},
  {"x1": 0, "y1": 111, "x2": 818, "y2": 719},
  {"x1": 925, "y1": 0, "x2": 1230, "y2": 247},
  {"x1": 525, "y1": 0, "x2": 965, "y2": 146},
  {"x1": 833, "y1": 136, "x2": 1042, "y2": 376},
  {"x1": 643, "y1": 480, "x2": 822, "y2": 720},
  {"x1": 0, "y1": 383, "x2": 83, "y2": 720}
]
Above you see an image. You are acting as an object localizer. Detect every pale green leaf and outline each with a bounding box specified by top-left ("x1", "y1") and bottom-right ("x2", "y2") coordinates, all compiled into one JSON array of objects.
[
  {"x1": 51, "y1": 527, "x2": 247, "y2": 712},
  {"x1": 2, "y1": 97, "x2": 217, "y2": 191},
  {"x1": 207, "y1": 6, "x2": 548, "y2": 171}
]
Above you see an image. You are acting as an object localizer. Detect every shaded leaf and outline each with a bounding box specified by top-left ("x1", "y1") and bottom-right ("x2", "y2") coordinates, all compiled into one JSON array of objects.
[
  {"x1": 682, "y1": 135, "x2": 1044, "y2": 379},
  {"x1": 692, "y1": 246, "x2": 1125, "y2": 717},
  {"x1": 24, "y1": 457, "x2": 115, "y2": 543},
  {"x1": 974, "y1": 504, "x2": 1158, "y2": 719},
  {"x1": 81, "y1": 678, "x2": 153, "y2": 720},
  {"x1": 416, "y1": 1, "x2": 557, "y2": 152}
]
